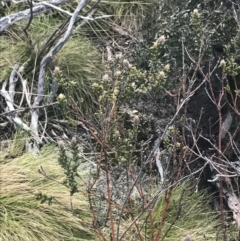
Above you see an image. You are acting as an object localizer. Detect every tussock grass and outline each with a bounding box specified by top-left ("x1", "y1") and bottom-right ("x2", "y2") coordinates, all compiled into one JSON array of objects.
[
  {"x1": 0, "y1": 144, "x2": 95, "y2": 241},
  {"x1": 55, "y1": 35, "x2": 102, "y2": 113},
  {"x1": 72, "y1": 0, "x2": 154, "y2": 39},
  {"x1": 0, "y1": 16, "x2": 61, "y2": 80},
  {"x1": 0, "y1": 31, "x2": 25, "y2": 80},
  {"x1": 112, "y1": 183, "x2": 221, "y2": 240},
  {"x1": 0, "y1": 15, "x2": 103, "y2": 113},
  {"x1": 147, "y1": 183, "x2": 220, "y2": 240},
  {"x1": 101, "y1": 0, "x2": 152, "y2": 32}
]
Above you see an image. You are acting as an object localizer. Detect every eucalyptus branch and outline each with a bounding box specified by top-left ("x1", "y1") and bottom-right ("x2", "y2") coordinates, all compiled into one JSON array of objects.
[
  {"x1": 30, "y1": 0, "x2": 99, "y2": 146},
  {"x1": 0, "y1": 65, "x2": 34, "y2": 135},
  {"x1": 42, "y1": 1, "x2": 111, "y2": 20},
  {"x1": 0, "y1": 0, "x2": 70, "y2": 32},
  {"x1": 9, "y1": 64, "x2": 19, "y2": 102}
]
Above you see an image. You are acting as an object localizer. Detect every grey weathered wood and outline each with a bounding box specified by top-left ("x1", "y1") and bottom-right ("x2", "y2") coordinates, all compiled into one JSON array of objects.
[
  {"x1": 30, "y1": 0, "x2": 91, "y2": 146},
  {"x1": 0, "y1": 0, "x2": 69, "y2": 32}
]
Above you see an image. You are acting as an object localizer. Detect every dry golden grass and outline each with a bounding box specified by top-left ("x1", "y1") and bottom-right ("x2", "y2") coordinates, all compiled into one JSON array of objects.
[{"x1": 0, "y1": 144, "x2": 95, "y2": 241}]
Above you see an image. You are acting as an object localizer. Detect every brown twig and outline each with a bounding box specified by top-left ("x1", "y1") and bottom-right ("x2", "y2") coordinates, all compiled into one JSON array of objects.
[
  {"x1": 105, "y1": 155, "x2": 115, "y2": 241},
  {"x1": 207, "y1": 65, "x2": 227, "y2": 240}
]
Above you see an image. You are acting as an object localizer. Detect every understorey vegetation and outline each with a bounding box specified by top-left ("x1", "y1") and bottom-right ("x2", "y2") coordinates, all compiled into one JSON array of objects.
[{"x1": 1, "y1": 0, "x2": 240, "y2": 240}]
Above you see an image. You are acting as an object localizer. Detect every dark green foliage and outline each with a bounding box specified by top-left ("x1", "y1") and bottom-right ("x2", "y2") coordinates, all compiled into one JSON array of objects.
[
  {"x1": 35, "y1": 192, "x2": 53, "y2": 205},
  {"x1": 58, "y1": 138, "x2": 80, "y2": 196},
  {"x1": 132, "y1": 0, "x2": 238, "y2": 75}
]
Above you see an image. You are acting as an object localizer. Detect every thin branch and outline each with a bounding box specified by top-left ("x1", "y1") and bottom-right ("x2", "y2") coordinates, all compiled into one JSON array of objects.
[
  {"x1": 0, "y1": 0, "x2": 70, "y2": 32},
  {"x1": 144, "y1": 93, "x2": 193, "y2": 165},
  {"x1": 30, "y1": 0, "x2": 95, "y2": 145}
]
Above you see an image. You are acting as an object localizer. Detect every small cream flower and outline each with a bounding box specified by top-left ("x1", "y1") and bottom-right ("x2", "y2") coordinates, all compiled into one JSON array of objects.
[
  {"x1": 220, "y1": 59, "x2": 226, "y2": 67},
  {"x1": 57, "y1": 93, "x2": 66, "y2": 100},
  {"x1": 113, "y1": 88, "x2": 119, "y2": 95},
  {"x1": 54, "y1": 66, "x2": 61, "y2": 73},
  {"x1": 152, "y1": 41, "x2": 159, "y2": 49},
  {"x1": 108, "y1": 57, "x2": 113, "y2": 62},
  {"x1": 157, "y1": 35, "x2": 166, "y2": 44},
  {"x1": 192, "y1": 9, "x2": 200, "y2": 17},
  {"x1": 193, "y1": 9, "x2": 198, "y2": 14},
  {"x1": 71, "y1": 137, "x2": 77, "y2": 144},
  {"x1": 133, "y1": 115, "x2": 140, "y2": 126},
  {"x1": 115, "y1": 70, "x2": 121, "y2": 77},
  {"x1": 164, "y1": 64, "x2": 170, "y2": 72},
  {"x1": 92, "y1": 82, "x2": 99, "y2": 88},
  {"x1": 58, "y1": 140, "x2": 65, "y2": 148},
  {"x1": 114, "y1": 129, "x2": 120, "y2": 137},
  {"x1": 123, "y1": 59, "x2": 130, "y2": 68},
  {"x1": 159, "y1": 71, "x2": 166, "y2": 79},
  {"x1": 102, "y1": 74, "x2": 109, "y2": 81},
  {"x1": 115, "y1": 52, "x2": 123, "y2": 60},
  {"x1": 152, "y1": 35, "x2": 166, "y2": 48}
]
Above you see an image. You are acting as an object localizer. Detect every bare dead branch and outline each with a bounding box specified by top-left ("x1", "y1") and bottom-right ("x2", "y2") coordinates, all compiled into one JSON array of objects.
[
  {"x1": 0, "y1": 0, "x2": 70, "y2": 32},
  {"x1": 29, "y1": 0, "x2": 97, "y2": 146}
]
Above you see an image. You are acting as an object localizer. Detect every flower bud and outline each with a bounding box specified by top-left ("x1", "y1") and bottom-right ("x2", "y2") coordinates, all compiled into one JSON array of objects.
[
  {"x1": 157, "y1": 35, "x2": 166, "y2": 45},
  {"x1": 115, "y1": 52, "x2": 123, "y2": 60},
  {"x1": 123, "y1": 59, "x2": 130, "y2": 68},
  {"x1": 115, "y1": 129, "x2": 120, "y2": 137},
  {"x1": 71, "y1": 137, "x2": 77, "y2": 144},
  {"x1": 159, "y1": 71, "x2": 166, "y2": 79},
  {"x1": 193, "y1": 9, "x2": 198, "y2": 14},
  {"x1": 108, "y1": 57, "x2": 113, "y2": 62},
  {"x1": 164, "y1": 64, "x2": 170, "y2": 72},
  {"x1": 54, "y1": 66, "x2": 61, "y2": 73},
  {"x1": 133, "y1": 115, "x2": 140, "y2": 126},
  {"x1": 192, "y1": 9, "x2": 200, "y2": 17},
  {"x1": 57, "y1": 93, "x2": 66, "y2": 101},
  {"x1": 102, "y1": 74, "x2": 109, "y2": 81},
  {"x1": 220, "y1": 59, "x2": 226, "y2": 67},
  {"x1": 152, "y1": 35, "x2": 166, "y2": 49},
  {"x1": 58, "y1": 140, "x2": 65, "y2": 149},
  {"x1": 115, "y1": 70, "x2": 121, "y2": 77}
]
